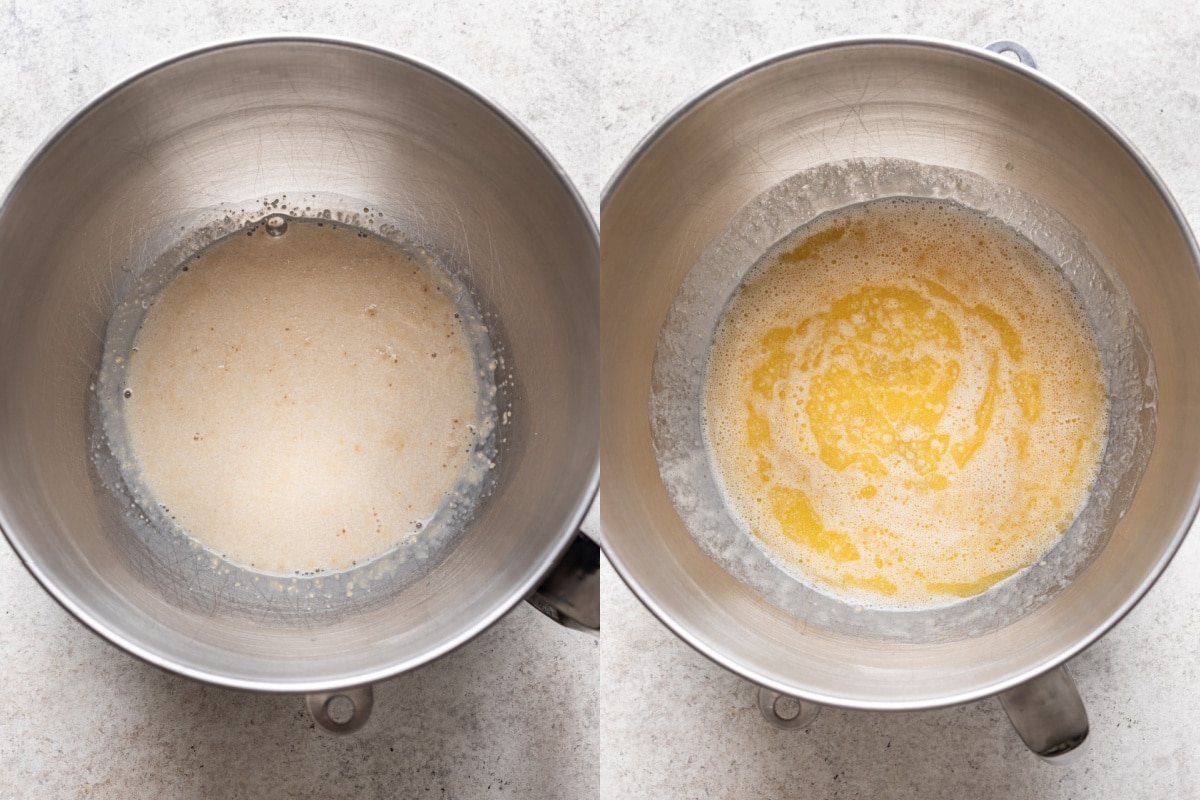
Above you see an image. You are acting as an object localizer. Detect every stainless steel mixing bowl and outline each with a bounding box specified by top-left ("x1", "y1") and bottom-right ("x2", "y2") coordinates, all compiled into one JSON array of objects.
[
  {"x1": 601, "y1": 37, "x2": 1200, "y2": 759},
  {"x1": 0, "y1": 37, "x2": 598, "y2": 731}
]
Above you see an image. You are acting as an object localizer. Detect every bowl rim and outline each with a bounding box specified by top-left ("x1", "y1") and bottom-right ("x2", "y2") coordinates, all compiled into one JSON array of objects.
[
  {"x1": 599, "y1": 34, "x2": 1200, "y2": 711},
  {"x1": 0, "y1": 34, "x2": 599, "y2": 695}
]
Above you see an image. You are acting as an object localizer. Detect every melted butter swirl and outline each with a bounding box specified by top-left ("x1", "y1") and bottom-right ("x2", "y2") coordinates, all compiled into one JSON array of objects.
[{"x1": 704, "y1": 199, "x2": 1107, "y2": 606}]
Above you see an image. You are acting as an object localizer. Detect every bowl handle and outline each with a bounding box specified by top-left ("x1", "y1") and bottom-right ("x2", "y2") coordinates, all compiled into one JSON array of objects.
[
  {"x1": 998, "y1": 664, "x2": 1090, "y2": 763},
  {"x1": 757, "y1": 686, "x2": 822, "y2": 730},
  {"x1": 305, "y1": 685, "x2": 375, "y2": 735},
  {"x1": 527, "y1": 533, "x2": 601, "y2": 633},
  {"x1": 985, "y1": 40, "x2": 1039, "y2": 69}
]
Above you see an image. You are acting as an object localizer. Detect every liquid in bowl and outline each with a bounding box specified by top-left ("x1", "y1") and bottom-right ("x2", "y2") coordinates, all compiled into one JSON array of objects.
[{"x1": 704, "y1": 198, "x2": 1108, "y2": 608}]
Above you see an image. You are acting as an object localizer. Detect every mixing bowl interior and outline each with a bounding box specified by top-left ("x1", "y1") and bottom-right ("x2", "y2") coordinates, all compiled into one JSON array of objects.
[
  {"x1": 0, "y1": 39, "x2": 598, "y2": 692},
  {"x1": 601, "y1": 39, "x2": 1200, "y2": 709}
]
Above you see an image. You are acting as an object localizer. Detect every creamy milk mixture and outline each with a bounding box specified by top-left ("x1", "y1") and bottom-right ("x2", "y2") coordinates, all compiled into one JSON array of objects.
[
  {"x1": 117, "y1": 221, "x2": 490, "y2": 574},
  {"x1": 704, "y1": 198, "x2": 1108, "y2": 606}
]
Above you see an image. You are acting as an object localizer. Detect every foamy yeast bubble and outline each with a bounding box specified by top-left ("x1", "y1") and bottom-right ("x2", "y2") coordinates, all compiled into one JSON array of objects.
[
  {"x1": 110, "y1": 220, "x2": 496, "y2": 575},
  {"x1": 703, "y1": 198, "x2": 1108, "y2": 608}
]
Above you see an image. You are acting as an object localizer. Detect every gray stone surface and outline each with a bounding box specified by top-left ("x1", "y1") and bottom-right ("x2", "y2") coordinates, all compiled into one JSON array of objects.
[{"x1": 4, "y1": 0, "x2": 1200, "y2": 797}]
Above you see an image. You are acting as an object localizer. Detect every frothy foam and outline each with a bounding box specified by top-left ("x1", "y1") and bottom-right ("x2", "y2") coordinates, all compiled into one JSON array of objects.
[
  {"x1": 704, "y1": 198, "x2": 1108, "y2": 607},
  {"x1": 107, "y1": 220, "x2": 495, "y2": 574}
]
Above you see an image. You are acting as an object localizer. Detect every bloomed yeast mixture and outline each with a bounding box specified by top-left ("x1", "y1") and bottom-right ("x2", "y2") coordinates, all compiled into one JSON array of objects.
[{"x1": 121, "y1": 222, "x2": 489, "y2": 573}]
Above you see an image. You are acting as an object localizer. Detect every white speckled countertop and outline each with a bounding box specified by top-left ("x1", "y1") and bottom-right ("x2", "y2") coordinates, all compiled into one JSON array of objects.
[{"x1": 2, "y1": 1, "x2": 1199, "y2": 797}]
